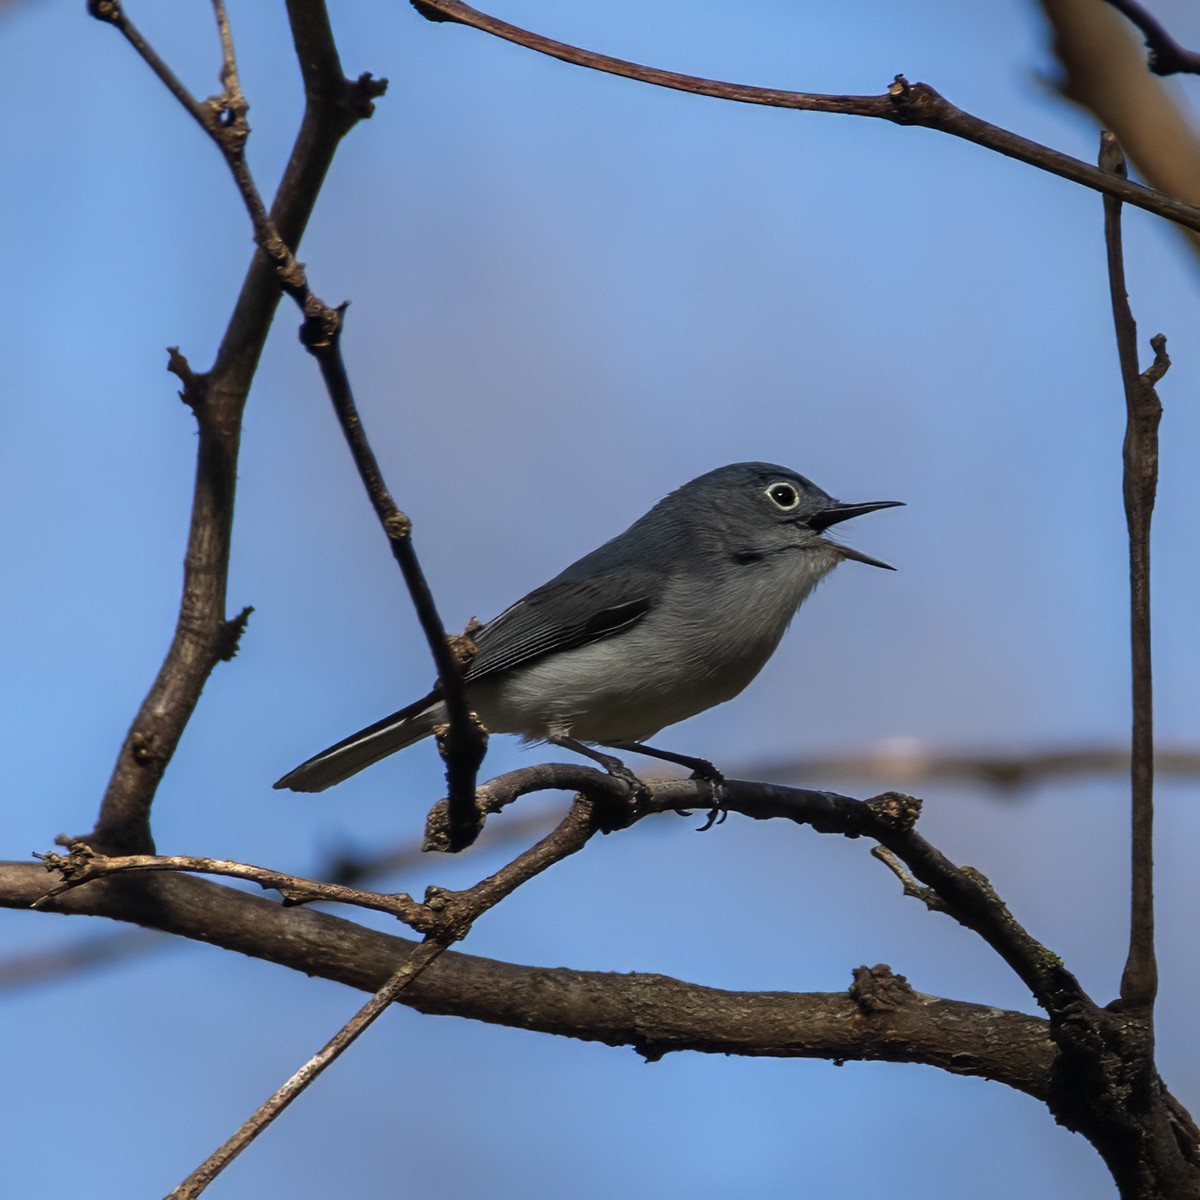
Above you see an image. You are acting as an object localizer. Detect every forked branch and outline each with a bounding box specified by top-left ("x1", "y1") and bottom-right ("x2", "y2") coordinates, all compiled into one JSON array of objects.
[
  {"x1": 408, "y1": 0, "x2": 1200, "y2": 235},
  {"x1": 85, "y1": 0, "x2": 381, "y2": 853}
]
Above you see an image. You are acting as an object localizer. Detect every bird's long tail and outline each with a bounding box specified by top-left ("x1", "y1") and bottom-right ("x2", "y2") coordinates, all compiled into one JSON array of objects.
[{"x1": 273, "y1": 689, "x2": 444, "y2": 793}]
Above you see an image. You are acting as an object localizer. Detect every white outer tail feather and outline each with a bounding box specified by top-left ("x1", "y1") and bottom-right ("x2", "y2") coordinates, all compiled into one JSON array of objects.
[{"x1": 274, "y1": 696, "x2": 445, "y2": 792}]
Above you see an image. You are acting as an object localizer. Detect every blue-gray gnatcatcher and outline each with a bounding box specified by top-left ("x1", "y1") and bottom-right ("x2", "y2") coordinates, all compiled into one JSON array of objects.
[{"x1": 275, "y1": 462, "x2": 901, "y2": 792}]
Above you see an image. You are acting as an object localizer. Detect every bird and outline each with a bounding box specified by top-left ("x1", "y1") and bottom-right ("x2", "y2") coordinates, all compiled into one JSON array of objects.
[{"x1": 274, "y1": 462, "x2": 901, "y2": 792}]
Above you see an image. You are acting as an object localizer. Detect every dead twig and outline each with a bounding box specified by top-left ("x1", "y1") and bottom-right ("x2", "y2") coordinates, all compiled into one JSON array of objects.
[{"x1": 33, "y1": 844, "x2": 430, "y2": 931}]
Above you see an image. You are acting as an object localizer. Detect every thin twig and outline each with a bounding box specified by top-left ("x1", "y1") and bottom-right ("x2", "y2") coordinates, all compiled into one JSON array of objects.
[
  {"x1": 302, "y1": 316, "x2": 488, "y2": 850},
  {"x1": 88, "y1": 3, "x2": 216, "y2": 133},
  {"x1": 212, "y1": 0, "x2": 240, "y2": 99},
  {"x1": 1100, "y1": 132, "x2": 1167, "y2": 1012},
  {"x1": 33, "y1": 845, "x2": 430, "y2": 930},
  {"x1": 408, "y1": 0, "x2": 1200, "y2": 236},
  {"x1": 86, "y1": 2, "x2": 381, "y2": 852},
  {"x1": 99, "y1": 2, "x2": 481, "y2": 834},
  {"x1": 92, "y1": 0, "x2": 305, "y2": 297},
  {"x1": 164, "y1": 797, "x2": 599, "y2": 1196},
  {"x1": 1101, "y1": 0, "x2": 1200, "y2": 75},
  {"x1": 166, "y1": 938, "x2": 448, "y2": 1199}
]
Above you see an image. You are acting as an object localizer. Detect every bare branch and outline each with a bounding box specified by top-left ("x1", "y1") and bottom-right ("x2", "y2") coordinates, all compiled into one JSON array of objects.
[
  {"x1": 1101, "y1": 0, "x2": 1200, "y2": 75},
  {"x1": 299, "y1": 314, "x2": 488, "y2": 850},
  {"x1": 87, "y1": 1, "x2": 382, "y2": 852},
  {"x1": 1041, "y1": 0, "x2": 1200, "y2": 262},
  {"x1": 407, "y1": 0, "x2": 1200, "y2": 236},
  {"x1": 88, "y1": 3, "x2": 216, "y2": 134},
  {"x1": 0, "y1": 861, "x2": 1054, "y2": 1098},
  {"x1": 168, "y1": 938, "x2": 450, "y2": 1199},
  {"x1": 210, "y1": 0, "x2": 250, "y2": 153},
  {"x1": 13, "y1": 757, "x2": 1200, "y2": 1185},
  {"x1": 163, "y1": 796, "x2": 601, "y2": 1194},
  {"x1": 425, "y1": 767, "x2": 1086, "y2": 1019},
  {"x1": 33, "y1": 844, "x2": 430, "y2": 929},
  {"x1": 0, "y1": 810, "x2": 568, "y2": 991},
  {"x1": 1100, "y1": 132, "x2": 1168, "y2": 1013},
  {"x1": 106, "y1": 0, "x2": 483, "y2": 841}
]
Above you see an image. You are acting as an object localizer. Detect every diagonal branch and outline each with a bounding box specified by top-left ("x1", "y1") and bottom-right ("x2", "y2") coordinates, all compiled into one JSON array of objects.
[
  {"x1": 163, "y1": 795, "x2": 599, "y2": 1196},
  {"x1": 1100, "y1": 133, "x2": 1168, "y2": 1013},
  {"x1": 168, "y1": 937, "x2": 450, "y2": 1199},
  {"x1": 87, "y1": 2, "x2": 382, "y2": 853},
  {"x1": 299, "y1": 312, "x2": 488, "y2": 849},
  {"x1": 406, "y1": 0, "x2": 1200, "y2": 236},
  {"x1": 100, "y1": 0, "x2": 485, "y2": 837}
]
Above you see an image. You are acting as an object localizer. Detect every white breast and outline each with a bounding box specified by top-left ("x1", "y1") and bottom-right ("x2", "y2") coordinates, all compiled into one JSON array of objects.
[{"x1": 470, "y1": 547, "x2": 841, "y2": 744}]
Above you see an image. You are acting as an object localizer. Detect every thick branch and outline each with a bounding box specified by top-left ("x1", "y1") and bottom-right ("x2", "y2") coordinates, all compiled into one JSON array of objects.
[
  {"x1": 426, "y1": 767, "x2": 1084, "y2": 1015},
  {"x1": 426, "y1": 766, "x2": 1200, "y2": 1189},
  {"x1": 1, "y1": 862, "x2": 1052, "y2": 1098},
  {"x1": 24, "y1": 763, "x2": 1200, "y2": 1188},
  {"x1": 407, "y1": 0, "x2": 1200, "y2": 236}
]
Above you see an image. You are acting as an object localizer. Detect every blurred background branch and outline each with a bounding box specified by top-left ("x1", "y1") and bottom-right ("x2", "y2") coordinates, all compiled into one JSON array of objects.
[
  {"x1": 6, "y1": 738, "x2": 1198, "y2": 993},
  {"x1": 1041, "y1": 0, "x2": 1200, "y2": 258},
  {"x1": 743, "y1": 739, "x2": 1200, "y2": 791}
]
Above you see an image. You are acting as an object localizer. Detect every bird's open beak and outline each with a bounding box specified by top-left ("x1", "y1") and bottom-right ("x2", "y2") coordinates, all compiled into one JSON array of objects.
[{"x1": 809, "y1": 500, "x2": 904, "y2": 571}]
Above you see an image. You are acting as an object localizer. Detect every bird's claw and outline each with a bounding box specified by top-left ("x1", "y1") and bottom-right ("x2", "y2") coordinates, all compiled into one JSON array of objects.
[{"x1": 690, "y1": 764, "x2": 727, "y2": 831}]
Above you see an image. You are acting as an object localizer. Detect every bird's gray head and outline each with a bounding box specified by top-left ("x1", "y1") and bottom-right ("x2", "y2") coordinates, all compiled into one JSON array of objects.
[{"x1": 650, "y1": 461, "x2": 902, "y2": 570}]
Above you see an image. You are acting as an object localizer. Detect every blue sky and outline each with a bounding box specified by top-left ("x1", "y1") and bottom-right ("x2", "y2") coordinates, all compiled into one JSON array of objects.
[{"x1": 3, "y1": 1, "x2": 1200, "y2": 1196}]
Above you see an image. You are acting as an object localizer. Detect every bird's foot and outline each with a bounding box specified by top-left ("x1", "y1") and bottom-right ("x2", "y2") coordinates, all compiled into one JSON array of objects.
[
  {"x1": 550, "y1": 737, "x2": 649, "y2": 805},
  {"x1": 689, "y1": 762, "x2": 728, "y2": 832}
]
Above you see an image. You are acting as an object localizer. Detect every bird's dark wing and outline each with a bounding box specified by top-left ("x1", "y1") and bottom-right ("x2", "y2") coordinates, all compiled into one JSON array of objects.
[{"x1": 464, "y1": 572, "x2": 658, "y2": 684}]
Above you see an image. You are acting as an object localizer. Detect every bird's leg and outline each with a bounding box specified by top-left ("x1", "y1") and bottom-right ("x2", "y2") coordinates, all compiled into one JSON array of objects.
[
  {"x1": 606, "y1": 741, "x2": 722, "y2": 782},
  {"x1": 549, "y1": 736, "x2": 648, "y2": 804},
  {"x1": 603, "y1": 741, "x2": 727, "y2": 830}
]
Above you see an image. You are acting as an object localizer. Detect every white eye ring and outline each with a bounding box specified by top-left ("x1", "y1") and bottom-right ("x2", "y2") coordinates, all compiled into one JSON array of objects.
[{"x1": 765, "y1": 482, "x2": 800, "y2": 510}]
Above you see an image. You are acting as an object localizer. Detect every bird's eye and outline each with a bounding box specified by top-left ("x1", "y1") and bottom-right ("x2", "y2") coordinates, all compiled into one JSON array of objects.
[{"x1": 766, "y1": 482, "x2": 800, "y2": 510}]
